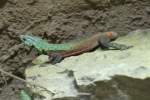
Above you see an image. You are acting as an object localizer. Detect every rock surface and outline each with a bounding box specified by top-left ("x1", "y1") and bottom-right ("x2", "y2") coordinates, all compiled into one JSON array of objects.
[{"x1": 26, "y1": 29, "x2": 150, "y2": 100}]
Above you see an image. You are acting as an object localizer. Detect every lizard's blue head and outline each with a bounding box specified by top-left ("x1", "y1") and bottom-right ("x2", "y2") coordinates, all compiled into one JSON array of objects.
[{"x1": 20, "y1": 34, "x2": 41, "y2": 46}]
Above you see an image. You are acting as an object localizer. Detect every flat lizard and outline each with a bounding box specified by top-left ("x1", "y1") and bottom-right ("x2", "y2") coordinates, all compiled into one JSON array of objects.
[{"x1": 20, "y1": 32, "x2": 132, "y2": 64}]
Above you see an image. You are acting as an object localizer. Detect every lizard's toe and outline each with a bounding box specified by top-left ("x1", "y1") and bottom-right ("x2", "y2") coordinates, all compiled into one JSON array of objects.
[{"x1": 120, "y1": 45, "x2": 133, "y2": 50}]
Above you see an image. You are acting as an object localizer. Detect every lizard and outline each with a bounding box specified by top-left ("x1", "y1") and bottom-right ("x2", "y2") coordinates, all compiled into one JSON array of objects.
[{"x1": 20, "y1": 32, "x2": 133, "y2": 64}]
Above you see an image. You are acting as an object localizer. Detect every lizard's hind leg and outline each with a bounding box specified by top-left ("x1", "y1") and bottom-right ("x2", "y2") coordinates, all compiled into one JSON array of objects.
[{"x1": 48, "y1": 53, "x2": 64, "y2": 64}]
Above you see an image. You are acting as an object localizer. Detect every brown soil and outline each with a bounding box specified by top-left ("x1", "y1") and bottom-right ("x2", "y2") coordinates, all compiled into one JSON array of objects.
[{"x1": 0, "y1": 0, "x2": 150, "y2": 99}]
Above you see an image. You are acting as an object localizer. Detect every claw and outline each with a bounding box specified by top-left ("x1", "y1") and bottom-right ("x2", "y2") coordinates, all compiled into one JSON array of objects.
[{"x1": 120, "y1": 45, "x2": 133, "y2": 50}]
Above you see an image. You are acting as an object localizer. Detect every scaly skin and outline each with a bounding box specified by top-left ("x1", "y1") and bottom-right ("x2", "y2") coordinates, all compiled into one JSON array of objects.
[
  {"x1": 20, "y1": 32, "x2": 132, "y2": 64},
  {"x1": 20, "y1": 34, "x2": 75, "y2": 51}
]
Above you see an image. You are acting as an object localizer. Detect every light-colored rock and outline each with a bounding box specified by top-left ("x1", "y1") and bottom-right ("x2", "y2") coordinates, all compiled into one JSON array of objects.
[
  {"x1": 25, "y1": 29, "x2": 150, "y2": 100},
  {"x1": 26, "y1": 65, "x2": 78, "y2": 99},
  {"x1": 32, "y1": 55, "x2": 49, "y2": 65}
]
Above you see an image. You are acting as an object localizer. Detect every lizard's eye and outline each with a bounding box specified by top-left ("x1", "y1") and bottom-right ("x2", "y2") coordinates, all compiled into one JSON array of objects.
[
  {"x1": 20, "y1": 35, "x2": 27, "y2": 41},
  {"x1": 21, "y1": 37, "x2": 27, "y2": 42}
]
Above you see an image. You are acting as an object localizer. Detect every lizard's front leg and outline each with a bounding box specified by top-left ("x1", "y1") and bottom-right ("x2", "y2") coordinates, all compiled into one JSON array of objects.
[
  {"x1": 99, "y1": 36, "x2": 133, "y2": 50},
  {"x1": 106, "y1": 42, "x2": 133, "y2": 50}
]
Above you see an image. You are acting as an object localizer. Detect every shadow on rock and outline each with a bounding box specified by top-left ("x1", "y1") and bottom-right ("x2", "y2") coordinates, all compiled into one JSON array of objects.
[
  {"x1": 0, "y1": 0, "x2": 8, "y2": 8},
  {"x1": 91, "y1": 76, "x2": 150, "y2": 100}
]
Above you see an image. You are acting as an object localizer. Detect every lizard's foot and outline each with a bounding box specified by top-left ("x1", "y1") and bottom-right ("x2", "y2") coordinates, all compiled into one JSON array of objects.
[
  {"x1": 107, "y1": 42, "x2": 133, "y2": 50},
  {"x1": 119, "y1": 45, "x2": 133, "y2": 50},
  {"x1": 49, "y1": 53, "x2": 64, "y2": 64}
]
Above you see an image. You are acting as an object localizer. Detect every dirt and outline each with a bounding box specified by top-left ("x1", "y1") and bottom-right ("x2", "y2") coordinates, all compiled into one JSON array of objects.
[{"x1": 0, "y1": 0, "x2": 150, "y2": 99}]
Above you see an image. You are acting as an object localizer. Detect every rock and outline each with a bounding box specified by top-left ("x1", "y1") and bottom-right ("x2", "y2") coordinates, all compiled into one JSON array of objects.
[
  {"x1": 25, "y1": 29, "x2": 150, "y2": 100},
  {"x1": 0, "y1": 21, "x2": 8, "y2": 32},
  {"x1": 0, "y1": 0, "x2": 8, "y2": 8},
  {"x1": 26, "y1": 65, "x2": 78, "y2": 100},
  {"x1": 38, "y1": 0, "x2": 139, "y2": 13},
  {"x1": 146, "y1": 7, "x2": 150, "y2": 14},
  {"x1": 32, "y1": 55, "x2": 49, "y2": 65}
]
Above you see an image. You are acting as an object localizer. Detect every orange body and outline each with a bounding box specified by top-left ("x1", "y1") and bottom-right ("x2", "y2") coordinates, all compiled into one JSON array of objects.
[{"x1": 48, "y1": 32, "x2": 115, "y2": 58}]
